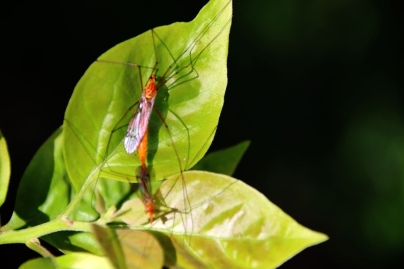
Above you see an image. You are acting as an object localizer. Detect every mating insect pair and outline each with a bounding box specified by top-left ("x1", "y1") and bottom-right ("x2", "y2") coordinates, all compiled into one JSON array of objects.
[
  {"x1": 63, "y1": 0, "x2": 232, "y2": 231},
  {"x1": 113, "y1": 35, "x2": 184, "y2": 222}
]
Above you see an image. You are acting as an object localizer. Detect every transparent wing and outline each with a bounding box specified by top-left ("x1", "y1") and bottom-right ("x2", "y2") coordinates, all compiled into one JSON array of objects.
[{"x1": 124, "y1": 95, "x2": 156, "y2": 154}]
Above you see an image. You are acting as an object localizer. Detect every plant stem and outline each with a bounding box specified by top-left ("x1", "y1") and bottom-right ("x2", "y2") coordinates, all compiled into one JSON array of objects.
[{"x1": 0, "y1": 218, "x2": 92, "y2": 245}]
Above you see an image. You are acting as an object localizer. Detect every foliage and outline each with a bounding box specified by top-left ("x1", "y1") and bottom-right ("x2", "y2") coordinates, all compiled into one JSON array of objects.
[{"x1": 0, "y1": 0, "x2": 327, "y2": 268}]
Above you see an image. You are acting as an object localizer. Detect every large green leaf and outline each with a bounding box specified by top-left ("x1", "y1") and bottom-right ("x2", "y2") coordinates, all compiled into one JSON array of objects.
[
  {"x1": 0, "y1": 130, "x2": 11, "y2": 208},
  {"x1": 63, "y1": 0, "x2": 232, "y2": 190},
  {"x1": 2, "y1": 128, "x2": 69, "y2": 231},
  {"x1": 95, "y1": 171, "x2": 328, "y2": 269}
]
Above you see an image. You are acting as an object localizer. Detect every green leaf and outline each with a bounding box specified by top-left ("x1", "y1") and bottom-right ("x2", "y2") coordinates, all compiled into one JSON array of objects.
[
  {"x1": 92, "y1": 224, "x2": 164, "y2": 269},
  {"x1": 191, "y1": 140, "x2": 250, "y2": 176},
  {"x1": 19, "y1": 257, "x2": 56, "y2": 269},
  {"x1": 63, "y1": 0, "x2": 232, "y2": 190},
  {"x1": 56, "y1": 253, "x2": 114, "y2": 269},
  {"x1": 2, "y1": 128, "x2": 69, "y2": 231},
  {"x1": 0, "y1": 130, "x2": 11, "y2": 208},
  {"x1": 104, "y1": 171, "x2": 328, "y2": 268}
]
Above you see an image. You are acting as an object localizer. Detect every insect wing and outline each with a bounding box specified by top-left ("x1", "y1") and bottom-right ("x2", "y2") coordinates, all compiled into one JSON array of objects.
[
  {"x1": 136, "y1": 166, "x2": 153, "y2": 202},
  {"x1": 124, "y1": 95, "x2": 156, "y2": 154}
]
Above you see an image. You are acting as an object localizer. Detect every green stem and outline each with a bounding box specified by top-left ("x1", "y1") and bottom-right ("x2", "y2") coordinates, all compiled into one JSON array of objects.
[
  {"x1": 0, "y1": 218, "x2": 92, "y2": 245},
  {"x1": 26, "y1": 238, "x2": 53, "y2": 257}
]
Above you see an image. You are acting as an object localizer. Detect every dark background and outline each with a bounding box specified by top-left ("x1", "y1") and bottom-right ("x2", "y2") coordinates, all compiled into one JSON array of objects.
[{"x1": 1, "y1": 0, "x2": 403, "y2": 268}]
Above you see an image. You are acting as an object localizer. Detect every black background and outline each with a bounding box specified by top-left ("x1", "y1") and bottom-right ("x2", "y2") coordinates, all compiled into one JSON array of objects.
[{"x1": 1, "y1": 0, "x2": 403, "y2": 268}]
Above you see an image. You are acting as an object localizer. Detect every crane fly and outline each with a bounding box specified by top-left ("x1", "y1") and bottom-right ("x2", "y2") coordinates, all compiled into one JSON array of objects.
[
  {"x1": 132, "y1": 165, "x2": 155, "y2": 222},
  {"x1": 124, "y1": 74, "x2": 156, "y2": 154}
]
